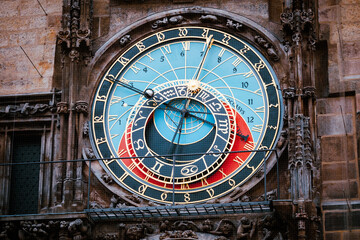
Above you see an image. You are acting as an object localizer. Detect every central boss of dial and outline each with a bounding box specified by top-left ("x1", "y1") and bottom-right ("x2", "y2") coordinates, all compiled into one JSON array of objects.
[{"x1": 125, "y1": 81, "x2": 236, "y2": 184}]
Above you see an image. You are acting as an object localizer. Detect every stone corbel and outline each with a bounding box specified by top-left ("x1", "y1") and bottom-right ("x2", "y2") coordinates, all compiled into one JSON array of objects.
[{"x1": 56, "y1": 102, "x2": 69, "y2": 114}]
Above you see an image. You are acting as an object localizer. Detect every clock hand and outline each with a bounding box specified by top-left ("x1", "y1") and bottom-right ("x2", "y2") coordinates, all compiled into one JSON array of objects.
[
  {"x1": 236, "y1": 128, "x2": 249, "y2": 142},
  {"x1": 106, "y1": 75, "x2": 154, "y2": 99},
  {"x1": 167, "y1": 108, "x2": 187, "y2": 154},
  {"x1": 161, "y1": 102, "x2": 215, "y2": 127},
  {"x1": 193, "y1": 35, "x2": 214, "y2": 82}
]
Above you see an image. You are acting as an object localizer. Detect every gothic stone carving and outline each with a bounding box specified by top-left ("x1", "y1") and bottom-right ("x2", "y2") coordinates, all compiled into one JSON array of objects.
[
  {"x1": 254, "y1": 35, "x2": 279, "y2": 61},
  {"x1": 152, "y1": 15, "x2": 184, "y2": 29},
  {"x1": 226, "y1": 19, "x2": 242, "y2": 31},
  {"x1": 0, "y1": 103, "x2": 53, "y2": 118}
]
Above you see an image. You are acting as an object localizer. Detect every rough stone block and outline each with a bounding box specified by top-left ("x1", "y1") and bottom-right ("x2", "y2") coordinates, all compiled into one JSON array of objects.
[
  {"x1": 343, "y1": 60, "x2": 360, "y2": 76},
  {"x1": 100, "y1": 17, "x2": 110, "y2": 37},
  {"x1": 317, "y1": 114, "x2": 353, "y2": 136},
  {"x1": 321, "y1": 135, "x2": 355, "y2": 162},
  {"x1": 322, "y1": 181, "x2": 358, "y2": 200},
  {"x1": 341, "y1": 4, "x2": 360, "y2": 23},
  {"x1": 47, "y1": 15, "x2": 62, "y2": 28},
  {"x1": 341, "y1": 23, "x2": 360, "y2": 42},
  {"x1": 317, "y1": 97, "x2": 354, "y2": 114},
  {"x1": 20, "y1": 0, "x2": 45, "y2": 16},
  {"x1": 0, "y1": 1, "x2": 19, "y2": 17},
  {"x1": 325, "y1": 211, "x2": 360, "y2": 231},
  {"x1": 325, "y1": 232, "x2": 341, "y2": 240},
  {"x1": 93, "y1": 0, "x2": 110, "y2": 16},
  {"x1": 318, "y1": 0, "x2": 337, "y2": 6},
  {"x1": 343, "y1": 42, "x2": 360, "y2": 60},
  {"x1": 0, "y1": 32, "x2": 9, "y2": 47},
  {"x1": 343, "y1": 230, "x2": 360, "y2": 240},
  {"x1": 322, "y1": 162, "x2": 357, "y2": 181},
  {"x1": 319, "y1": 6, "x2": 337, "y2": 23}
]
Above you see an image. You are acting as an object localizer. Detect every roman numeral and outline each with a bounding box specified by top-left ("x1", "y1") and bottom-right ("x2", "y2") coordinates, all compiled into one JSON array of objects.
[
  {"x1": 181, "y1": 41, "x2": 190, "y2": 51},
  {"x1": 252, "y1": 125, "x2": 262, "y2": 132},
  {"x1": 232, "y1": 57, "x2": 242, "y2": 67},
  {"x1": 151, "y1": 161, "x2": 164, "y2": 173}
]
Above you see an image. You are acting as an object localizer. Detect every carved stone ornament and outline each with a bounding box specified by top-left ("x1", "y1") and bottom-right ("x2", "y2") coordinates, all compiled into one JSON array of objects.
[
  {"x1": 119, "y1": 35, "x2": 131, "y2": 47},
  {"x1": 302, "y1": 86, "x2": 316, "y2": 99},
  {"x1": 152, "y1": 17, "x2": 169, "y2": 29},
  {"x1": 83, "y1": 121, "x2": 89, "y2": 136},
  {"x1": 0, "y1": 219, "x2": 90, "y2": 240},
  {"x1": 57, "y1": 102, "x2": 69, "y2": 114},
  {"x1": 101, "y1": 173, "x2": 114, "y2": 184},
  {"x1": 226, "y1": 19, "x2": 242, "y2": 31},
  {"x1": 74, "y1": 101, "x2": 89, "y2": 114},
  {"x1": 0, "y1": 103, "x2": 53, "y2": 118},
  {"x1": 254, "y1": 35, "x2": 279, "y2": 61},
  {"x1": 283, "y1": 87, "x2": 296, "y2": 99},
  {"x1": 199, "y1": 14, "x2": 218, "y2": 23},
  {"x1": 169, "y1": 15, "x2": 184, "y2": 24},
  {"x1": 281, "y1": 7, "x2": 316, "y2": 49}
]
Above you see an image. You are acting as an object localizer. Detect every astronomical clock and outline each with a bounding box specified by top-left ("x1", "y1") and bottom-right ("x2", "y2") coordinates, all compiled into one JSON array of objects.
[{"x1": 89, "y1": 25, "x2": 283, "y2": 205}]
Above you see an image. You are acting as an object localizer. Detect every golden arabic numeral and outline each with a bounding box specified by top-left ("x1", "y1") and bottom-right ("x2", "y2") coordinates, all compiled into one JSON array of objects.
[
  {"x1": 161, "y1": 192, "x2": 168, "y2": 201},
  {"x1": 202, "y1": 28, "x2": 209, "y2": 38},
  {"x1": 228, "y1": 179, "x2": 236, "y2": 187},
  {"x1": 94, "y1": 115, "x2": 104, "y2": 123},
  {"x1": 156, "y1": 32, "x2": 165, "y2": 42},
  {"x1": 239, "y1": 45, "x2": 250, "y2": 54},
  {"x1": 178, "y1": 28, "x2": 188, "y2": 37},
  {"x1": 222, "y1": 34, "x2": 231, "y2": 45},
  {"x1": 254, "y1": 60, "x2": 265, "y2": 72},
  {"x1": 96, "y1": 95, "x2": 107, "y2": 101},
  {"x1": 138, "y1": 185, "x2": 148, "y2": 194},
  {"x1": 246, "y1": 164, "x2": 256, "y2": 173},
  {"x1": 136, "y1": 41, "x2": 146, "y2": 52},
  {"x1": 206, "y1": 188, "x2": 215, "y2": 197},
  {"x1": 118, "y1": 56, "x2": 129, "y2": 66},
  {"x1": 184, "y1": 193, "x2": 190, "y2": 203}
]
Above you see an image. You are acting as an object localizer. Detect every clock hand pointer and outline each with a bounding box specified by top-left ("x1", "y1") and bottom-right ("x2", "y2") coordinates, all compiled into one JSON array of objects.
[
  {"x1": 236, "y1": 128, "x2": 249, "y2": 142},
  {"x1": 106, "y1": 75, "x2": 154, "y2": 99},
  {"x1": 167, "y1": 109, "x2": 187, "y2": 154},
  {"x1": 193, "y1": 35, "x2": 214, "y2": 82},
  {"x1": 161, "y1": 102, "x2": 215, "y2": 127}
]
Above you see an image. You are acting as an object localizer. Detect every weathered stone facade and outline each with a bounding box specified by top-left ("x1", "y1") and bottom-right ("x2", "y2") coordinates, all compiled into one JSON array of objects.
[{"x1": 0, "y1": 0, "x2": 359, "y2": 239}]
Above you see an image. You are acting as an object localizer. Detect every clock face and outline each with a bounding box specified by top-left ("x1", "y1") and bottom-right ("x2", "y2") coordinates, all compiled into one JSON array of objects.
[{"x1": 90, "y1": 27, "x2": 283, "y2": 204}]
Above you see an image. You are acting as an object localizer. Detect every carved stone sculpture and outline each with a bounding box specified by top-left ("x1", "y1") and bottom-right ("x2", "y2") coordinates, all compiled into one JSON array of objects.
[{"x1": 236, "y1": 217, "x2": 256, "y2": 240}]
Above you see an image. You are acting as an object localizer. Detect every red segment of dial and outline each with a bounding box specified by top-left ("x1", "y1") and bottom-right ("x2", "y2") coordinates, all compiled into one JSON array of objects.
[{"x1": 117, "y1": 107, "x2": 252, "y2": 190}]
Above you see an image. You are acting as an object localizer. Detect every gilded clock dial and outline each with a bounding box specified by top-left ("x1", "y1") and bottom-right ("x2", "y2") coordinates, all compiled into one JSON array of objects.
[{"x1": 91, "y1": 27, "x2": 283, "y2": 204}]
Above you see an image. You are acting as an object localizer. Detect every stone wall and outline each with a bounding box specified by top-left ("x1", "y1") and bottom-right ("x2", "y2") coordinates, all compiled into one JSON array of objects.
[
  {"x1": 317, "y1": 0, "x2": 360, "y2": 238},
  {"x1": 92, "y1": 0, "x2": 281, "y2": 52},
  {"x1": 0, "y1": 0, "x2": 62, "y2": 95},
  {"x1": 318, "y1": 0, "x2": 360, "y2": 93}
]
